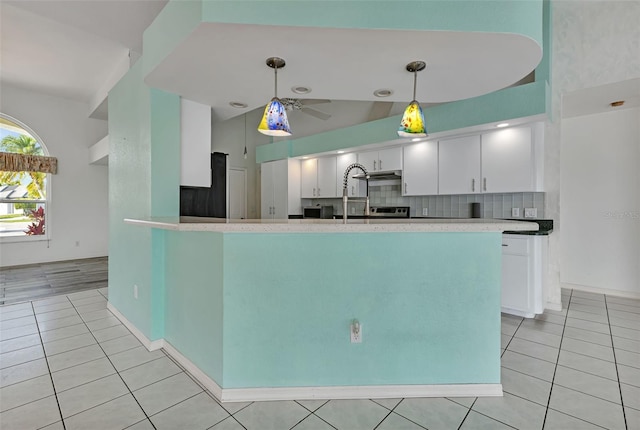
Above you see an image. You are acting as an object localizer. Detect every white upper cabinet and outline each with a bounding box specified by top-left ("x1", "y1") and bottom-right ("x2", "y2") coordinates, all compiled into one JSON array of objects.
[
  {"x1": 300, "y1": 158, "x2": 318, "y2": 198},
  {"x1": 358, "y1": 147, "x2": 402, "y2": 172},
  {"x1": 336, "y1": 153, "x2": 360, "y2": 197},
  {"x1": 438, "y1": 135, "x2": 482, "y2": 195},
  {"x1": 317, "y1": 157, "x2": 337, "y2": 198},
  {"x1": 481, "y1": 126, "x2": 534, "y2": 193},
  {"x1": 402, "y1": 141, "x2": 438, "y2": 196},
  {"x1": 180, "y1": 98, "x2": 211, "y2": 187},
  {"x1": 301, "y1": 157, "x2": 337, "y2": 198}
]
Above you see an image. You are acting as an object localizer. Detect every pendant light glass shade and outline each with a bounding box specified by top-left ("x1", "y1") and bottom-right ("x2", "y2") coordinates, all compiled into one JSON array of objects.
[
  {"x1": 398, "y1": 101, "x2": 427, "y2": 137},
  {"x1": 398, "y1": 61, "x2": 428, "y2": 138},
  {"x1": 258, "y1": 57, "x2": 292, "y2": 137},
  {"x1": 258, "y1": 97, "x2": 291, "y2": 136}
]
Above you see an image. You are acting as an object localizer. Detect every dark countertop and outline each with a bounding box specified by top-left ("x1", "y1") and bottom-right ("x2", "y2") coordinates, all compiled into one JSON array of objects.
[
  {"x1": 501, "y1": 219, "x2": 553, "y2": 235},
  {"x1": 410, "y1": 217, "x2": 553, "y2": 235}
]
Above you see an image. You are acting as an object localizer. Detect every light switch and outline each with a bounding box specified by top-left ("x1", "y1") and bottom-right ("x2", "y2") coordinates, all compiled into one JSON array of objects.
[{"x1": 524, "y1": 208, "x2": 537, "y2": 218}]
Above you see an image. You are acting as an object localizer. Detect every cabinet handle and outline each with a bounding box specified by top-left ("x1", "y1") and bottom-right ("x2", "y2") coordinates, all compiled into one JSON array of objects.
[
  {"x1": 472, "y1": 178, "x2": 475, "y2": 192},
  {"x1": 502, "y1": 244, "x2": 508, "y2": 247},
  {"x1": 351, "y1": 185, "x2": 355, "y2": 195},
  {"x1": 483, "y1": 178, "x2": 487, "y2": 191},
  {"x1": 404, "y1": 182, "x2": 407, "y2": 194},
  {"x1": 318, "y1": 188, "x2": 321, "y2": 196},
  {"x1": 313, "y1": 188, "x2": 316, "y2": 197},
  {"x1": 379, "y1": 159, "x2": 382, "y2": 170},
  {"x1": 373, "y1": 160, "x2": 377, "y2": 171}
]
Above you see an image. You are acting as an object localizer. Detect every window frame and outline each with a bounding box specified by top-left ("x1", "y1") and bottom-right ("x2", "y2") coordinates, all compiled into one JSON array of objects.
[{"x1": 0, "y1": 113, "x2": 52, "y2": 243}]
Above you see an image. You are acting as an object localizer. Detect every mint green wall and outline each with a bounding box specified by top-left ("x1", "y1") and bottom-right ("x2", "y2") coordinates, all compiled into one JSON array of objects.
[
  {"x1": 108, "y1": 63, "x2": 154, "y2": 337},
  {"x1": 159, "y1": 230, "x2": 501, "y2": 388},
  {"x1": 221, "y1": 232, "x2": 501, "y2": 387},
  {"x1": 108, "y1": 63, "x2": 180, "y2": 341},
  {"x1": 164, "y1": 231, "x2": 225, "y2": 385},
  {"x1": 201, "y1": 1, "x2": 542, "y2": 46}
]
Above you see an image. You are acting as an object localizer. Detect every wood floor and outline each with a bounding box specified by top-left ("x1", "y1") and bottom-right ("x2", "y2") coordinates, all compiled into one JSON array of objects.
[{"x1": 0, "y1": 257, "x2": 107, "y2": 305}]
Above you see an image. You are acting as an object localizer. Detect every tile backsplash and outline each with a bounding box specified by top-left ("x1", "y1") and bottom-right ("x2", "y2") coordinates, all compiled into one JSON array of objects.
[{"x1": 308, "y1": 185, "x2": 545, "y2": 219}]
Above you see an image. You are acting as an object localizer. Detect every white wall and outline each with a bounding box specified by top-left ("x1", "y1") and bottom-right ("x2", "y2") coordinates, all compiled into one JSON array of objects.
[
  {"x1": 548, "y1": 1, "x2": 640, "y2": 302},
  {"x1": 561, "y1": 107, "x2": 640, "y2": 296},
  {"x1": 0, "y1": 85, "x2": 109, "y2": 267}
]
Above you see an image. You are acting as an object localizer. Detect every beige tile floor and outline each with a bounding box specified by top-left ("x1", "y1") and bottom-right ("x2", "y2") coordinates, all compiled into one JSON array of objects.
[{"x1": 0, "y1": 287, "x2": 639, "y2": 429}]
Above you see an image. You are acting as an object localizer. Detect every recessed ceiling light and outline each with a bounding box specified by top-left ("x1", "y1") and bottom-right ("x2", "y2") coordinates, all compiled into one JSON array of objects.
[
  {"x1": 229, "y1": 101, "x2": 248, "y2": 109},
  {"x1": 496, "y1": 123, "x2": 509, "y2": 128},
  {"x1": 292, "y1": 86, "x2": 311, "y2": 94},
  {"x1": 337, "y1": 150, "x2": 345, "y2": 154},
  {"x1": 374, "y1": 89, "x2": 393, "y2": 98},
  {"x1": 302, "y1": 156, "x2": 309, "y2": 159},
  {"x1": 610, "y1": 100, "x2": 625, "y2": 107}
]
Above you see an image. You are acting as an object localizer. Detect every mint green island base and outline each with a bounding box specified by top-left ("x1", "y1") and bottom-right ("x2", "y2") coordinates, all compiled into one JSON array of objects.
[{"x1": 114, "y1": 218, "x2": 537, "y2": 402}]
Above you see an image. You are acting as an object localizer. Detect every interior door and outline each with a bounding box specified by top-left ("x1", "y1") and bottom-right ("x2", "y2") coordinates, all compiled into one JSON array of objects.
[{"x1": 229, "y1": 168, "x2": 246, "y2": 219}]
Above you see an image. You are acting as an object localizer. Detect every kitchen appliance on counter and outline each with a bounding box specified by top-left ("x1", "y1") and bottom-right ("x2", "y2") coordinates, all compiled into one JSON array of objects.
[
  {"x1": 369, "y1": 206, "x2": 410, "y2": 218},
  {"x1": 303, "y1": 205, "x2": 334, "y2": 219}
]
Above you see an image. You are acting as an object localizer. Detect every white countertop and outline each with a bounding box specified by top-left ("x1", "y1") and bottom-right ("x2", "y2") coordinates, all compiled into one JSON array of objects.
[{"x1": 124, "y1": 216, "x2": 539, "y2": 233}]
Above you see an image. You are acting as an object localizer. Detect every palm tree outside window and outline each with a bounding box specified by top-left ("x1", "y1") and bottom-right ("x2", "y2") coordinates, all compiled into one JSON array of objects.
[{"x1": 0, "y1": 114, "x2": 52, "y2": 240}]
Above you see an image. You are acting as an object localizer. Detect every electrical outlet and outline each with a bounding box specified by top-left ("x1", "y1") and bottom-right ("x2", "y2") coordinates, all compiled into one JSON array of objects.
[
  {"x1": 524, "y1": 208, "x2": 537, "y2": 218},
  {"x1": 350, "y1": 320, "x2": 362, "y2": 343},
  {"x1": 133, "y1": 284, "x2": 138, "y2": 299},
  {"x1": 422, "y1": 208, "x2": 429, "y2": 216},
  {"x1": 511, "y1": 208, "x2": 520, "y2": 217}
]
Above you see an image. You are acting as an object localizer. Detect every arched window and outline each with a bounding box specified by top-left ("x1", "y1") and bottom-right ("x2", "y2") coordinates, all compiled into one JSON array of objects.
[{"x1": 0, "y1": 114, "x2": 54, "y2": 241}]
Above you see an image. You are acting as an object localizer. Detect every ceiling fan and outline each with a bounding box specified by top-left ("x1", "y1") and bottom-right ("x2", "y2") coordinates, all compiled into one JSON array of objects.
[{"x1": 280, "y1": 98, "x2": 331, "y2": 120}]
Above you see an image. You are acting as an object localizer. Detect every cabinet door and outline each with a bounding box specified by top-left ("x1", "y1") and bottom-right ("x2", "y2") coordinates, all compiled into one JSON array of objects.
[
  {"x1": 272, "y1": 159, "x2": 289, "y2": 219},
  {"x1": 300, "y1": 158, "x2": 318, "y2": 198},
  {"x1": 317, "y1": 157, "x2": 337, "y2": 198},
  {"x1": 481, "y1": 126, "x2": 533, "y2": 193},
  {"x1": 260, "y1": 162, "x2": 274, "y2": 219},
  {"x1": 358, "y1": 150, "x2": 379, "y2": 172},
  {"x1": 378, "y1": 147, "x2": 402, "y2": 171},
  {"x1": 438, "y1": 135, "x2": 481, "y2": 194},
  {"x1": 336, "y1": 153, "x2": 360, "y2": 197},
  {"x1": 403, "y1": 141, "x2": 438, "y2": 196},
  {"x1": 501, "y1": 254, "x2": 531, "y2": 313}
]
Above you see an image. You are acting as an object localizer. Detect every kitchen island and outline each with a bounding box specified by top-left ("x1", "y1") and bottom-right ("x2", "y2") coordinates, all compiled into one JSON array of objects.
[{"x1": 115, "y1": 217, "x2": 537, "y2": 402}]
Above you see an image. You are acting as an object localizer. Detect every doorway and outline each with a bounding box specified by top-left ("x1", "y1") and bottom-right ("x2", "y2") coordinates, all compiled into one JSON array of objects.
[{"x1": 229, "y1": 168, "x2": 247, "y2": 219}]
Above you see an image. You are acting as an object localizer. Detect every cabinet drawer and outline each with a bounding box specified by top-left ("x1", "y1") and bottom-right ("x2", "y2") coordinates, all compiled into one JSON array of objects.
[{"x1": 501, "y1": 236, "x2": 529, "y2": 255}]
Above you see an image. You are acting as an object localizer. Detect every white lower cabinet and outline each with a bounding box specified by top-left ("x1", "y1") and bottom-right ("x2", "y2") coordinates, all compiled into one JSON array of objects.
[{"x1": 501, "y1": 234, "x2": 547, "y2": 318}]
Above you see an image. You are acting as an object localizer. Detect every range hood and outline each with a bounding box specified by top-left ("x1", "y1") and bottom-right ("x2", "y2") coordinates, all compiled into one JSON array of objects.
[{"x1": 352, "y1": 170, "x2": 402, "y2": 181}]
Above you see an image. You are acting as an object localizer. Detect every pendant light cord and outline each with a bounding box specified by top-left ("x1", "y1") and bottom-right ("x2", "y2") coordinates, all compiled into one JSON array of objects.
[
  {"x1": 274, "y1": 64, "x2": 278, "y2": 98},
  {"x1": 412, "y1": 69, "x2": 417, "y2": 101}
]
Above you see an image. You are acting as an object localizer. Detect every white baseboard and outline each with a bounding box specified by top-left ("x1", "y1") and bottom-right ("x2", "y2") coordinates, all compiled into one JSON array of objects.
[
  {"x1": 107, "y1": 302, "x2": 503, "y2": 403},
  {"x1": 561, "y1": 283, "x2": 640, "y2": 301},
  {"x1": 545, "y1": 300, "x2": 563, "y2": 312},
  {"x1": 161, "y1": 340, "x2": 223, "y2": 400},
  {"x1": 106, "y1": 302, "x2": 163, "y2": 351},
  {"x1": 218, "y1": 383, "x2": 503, "y2": 403}
]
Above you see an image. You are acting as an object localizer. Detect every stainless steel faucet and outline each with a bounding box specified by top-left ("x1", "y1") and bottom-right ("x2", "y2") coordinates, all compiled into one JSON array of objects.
[{"x1": 342, "y1": 163, "x2": 370, "y2": 223}]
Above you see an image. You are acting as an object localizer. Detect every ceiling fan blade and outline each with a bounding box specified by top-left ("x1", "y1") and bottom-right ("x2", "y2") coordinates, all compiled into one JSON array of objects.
[
  {"x1": 367, "y1": 101, "x2": 393, "y2": 122},
  {"x1": 299, "y1": 99, "x2": 331, "y2": 106},
  {"x1": 302, "y1": 107, "x2": 331, "y2": 120}
]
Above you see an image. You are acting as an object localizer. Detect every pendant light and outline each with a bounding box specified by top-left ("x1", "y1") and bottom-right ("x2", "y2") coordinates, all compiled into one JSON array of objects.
[
  {"x1": 257, "y1": 57, "x2": 292, "y2": 136},
  {"x1": 398, "y1": 61, "x2": 427, "y2": 138}
]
